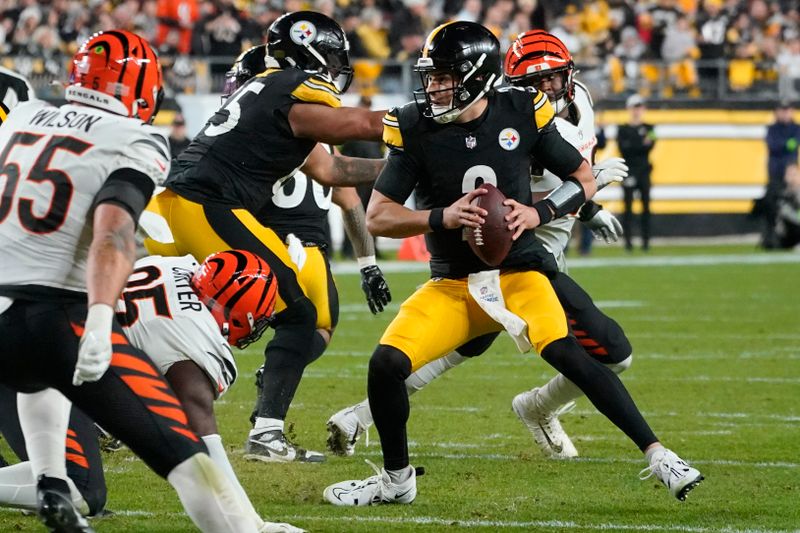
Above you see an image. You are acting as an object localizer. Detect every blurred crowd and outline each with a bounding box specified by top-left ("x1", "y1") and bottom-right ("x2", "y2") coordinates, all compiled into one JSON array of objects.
[{"x1": 4, "y1": 0, "x2": 800, "y2": 99}]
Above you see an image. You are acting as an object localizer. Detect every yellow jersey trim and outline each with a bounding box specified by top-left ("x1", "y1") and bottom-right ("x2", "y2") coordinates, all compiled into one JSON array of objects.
[{"x1": 382, "y1": 112, "x2": 403, "y2": 148}]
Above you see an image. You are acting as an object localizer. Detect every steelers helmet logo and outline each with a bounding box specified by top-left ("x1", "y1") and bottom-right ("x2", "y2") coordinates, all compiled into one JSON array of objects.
[
  {"x1": 290, "y1": 21, "x2": 317, "y2": 45},
  {"x1": 498, "y1": 128, "x2": 520, "y2": 151}
]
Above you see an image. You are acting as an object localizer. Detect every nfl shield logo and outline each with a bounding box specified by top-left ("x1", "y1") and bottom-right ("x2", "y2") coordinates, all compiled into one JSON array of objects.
[{"x1": 465, "y1": 135, "x2": 477, "y2": 149}]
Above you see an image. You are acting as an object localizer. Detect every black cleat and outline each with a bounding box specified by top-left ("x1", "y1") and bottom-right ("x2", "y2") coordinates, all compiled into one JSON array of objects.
[{"x1": 36, "y1": 475, "x2": 95, "y2": 533}]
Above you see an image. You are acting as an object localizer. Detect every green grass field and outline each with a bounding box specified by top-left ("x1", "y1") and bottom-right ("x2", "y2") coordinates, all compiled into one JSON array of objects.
[{"x1": 2, "y1": 245, "x2": 799, "y2": 532}]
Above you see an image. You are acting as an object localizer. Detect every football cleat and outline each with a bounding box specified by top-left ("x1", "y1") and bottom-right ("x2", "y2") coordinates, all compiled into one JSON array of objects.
[
  {"x1": 36, "y1": 475, "x2": 95, "y2": 533},
  {"x1": 326, "y1": 405, "x2": 369, "y2": 457},
  {"x1": 244, "y1": 429, "x2": 325, "y2": 463},
  {"x1": 323, "y1": 460, "x2": 420, "y2": 506},
  {"x1": 259, "y1": 521, "x2": 306, "y2": 533},
  {"x1": 639, "y1": 448, "x2": 704, "y2": 501},
  {"x1": 512, "y1": 388, "x2": 578, "y2": 459}
]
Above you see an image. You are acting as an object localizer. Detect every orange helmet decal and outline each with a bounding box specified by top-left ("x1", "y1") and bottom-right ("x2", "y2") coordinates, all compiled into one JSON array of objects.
[
  {"x1": 67, "y1": 29, "x2": 163, "y2": 123},
  {"x1": 191, "y1": 250, "x2": 278, "y2": 349}
]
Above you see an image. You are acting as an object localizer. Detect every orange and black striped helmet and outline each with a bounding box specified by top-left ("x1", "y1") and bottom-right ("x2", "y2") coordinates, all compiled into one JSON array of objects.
[
  {"x1": 66, "y1": 30, "x2": 163, "y2": 123},
  {"x1": 504, "y1": 30, "x2": 575, "y2": 108},
  {"x1": 191, "y1": 250, "x2": 278, "y2": 349}
]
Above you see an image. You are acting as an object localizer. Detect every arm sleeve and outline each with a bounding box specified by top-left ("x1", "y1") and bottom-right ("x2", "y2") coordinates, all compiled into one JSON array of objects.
[
  {"x1": 92, "y1": 168, "x2": 156, "y2": 223},
  {"x1": 531, "y1": 122, "x2": 586, "y2": 178},
  {"x1": 373, "y1": 147, "x2": 420, "y2": 204}
]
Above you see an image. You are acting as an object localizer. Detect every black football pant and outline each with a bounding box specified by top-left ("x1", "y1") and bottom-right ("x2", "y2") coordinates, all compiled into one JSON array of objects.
[
  {"x1": 0, "y1": 299, "x2": 205, "y2": 479},
  {"x1": 0, "y1": 384, "x2": 107, "y2": 515},
  {"x1": 622, "y1": 181, "x2": 651, "y2": 250}
]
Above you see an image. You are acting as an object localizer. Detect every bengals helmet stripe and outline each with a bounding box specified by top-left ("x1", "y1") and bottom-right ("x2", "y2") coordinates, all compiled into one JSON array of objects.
[{"x1": 67, "y1": 29, "x2": 163, "y2": 123}]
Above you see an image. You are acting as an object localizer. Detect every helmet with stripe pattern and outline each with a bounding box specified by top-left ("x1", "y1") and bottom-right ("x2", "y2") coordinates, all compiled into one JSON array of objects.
[
  {"x1": 267, "y1": 11, "x2": 353, "y2": 93},
  {"x1": 66, "y1": 29, "x2": 163, "y2": 123},
  {"x1": 191, "y1": 250, "x2": 278, "y2": 349},
  {"x1": 504, "y1": 30, "x2": 575, "y2": 114},
  {"x1": 413, "y1": 21, "x2": 501, "y2": 124}
]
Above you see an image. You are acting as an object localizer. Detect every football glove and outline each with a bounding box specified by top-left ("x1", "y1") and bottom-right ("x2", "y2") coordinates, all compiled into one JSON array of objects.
[
  {"x1": 73, "y1": 303, "x2": 115, "y2": 386},
  {"x1": 592, "y1": 157, "x2": 628, "y2": 190},
  {"x1": 360, "y1": 264, "x2": 391, "y2": 314},
  {"x1": 580, "y1": 203, "x2": 624, "y2": 243}
]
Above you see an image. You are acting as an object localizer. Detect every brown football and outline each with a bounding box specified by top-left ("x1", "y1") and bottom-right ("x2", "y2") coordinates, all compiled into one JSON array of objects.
[{"x1": 466, "y1": 183, "x2": 514, "y2": 267}]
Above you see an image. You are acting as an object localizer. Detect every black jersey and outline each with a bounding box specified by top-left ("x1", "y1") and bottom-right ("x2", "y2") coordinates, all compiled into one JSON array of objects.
[
  {"x1": 255, "y1": 145, "x2": 333, "y2": 246},
  {"x1": 375, "y1": 87, "x2": 584, "y2": 279},
  {"x1": 165, "y1": 68, "x2": 342, "y2": 214}
]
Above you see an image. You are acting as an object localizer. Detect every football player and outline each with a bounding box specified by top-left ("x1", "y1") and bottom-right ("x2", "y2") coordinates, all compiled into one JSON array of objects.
[
  {"x1": 0, "y1": 30, "x2": 259, "y2": 532},
  {"x1": 327, "y1": 30, "x2": 633, "y2": 461},
  {"x1": 322, "y1": 22, "x2": 702, "y2": 506},
  {"x1": 0, "y1": 251, "x2": 303, "y2": 532},
  {"x1": 142, "y1": 11, "x2": 389, "y2": 461},
  {"x1": 219, "y1": 44, "x2": 390, "y2": 463}
]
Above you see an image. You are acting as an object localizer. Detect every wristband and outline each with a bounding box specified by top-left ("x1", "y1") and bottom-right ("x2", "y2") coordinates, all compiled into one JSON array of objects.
[
  {"x1": 578, "y1": 201, "x2": 602, "y2": 222},
  {"x1": 532, "y1": 201, "x2": 554, "y2": 226},
  {"x1": 357, "y1": 255, "x2": 377, "y2": 269},
  {"x1": 428, "y1": 208, "x2": 445, "y2": 232}
]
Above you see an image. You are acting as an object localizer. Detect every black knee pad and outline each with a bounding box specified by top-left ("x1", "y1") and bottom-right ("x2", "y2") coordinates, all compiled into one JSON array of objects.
[
  {"x1": 369, "y1": 345, "x2": 412, "y2": 383},
  {"x1": 455, "y1": 332, "x2": 499, "y2": 358}
]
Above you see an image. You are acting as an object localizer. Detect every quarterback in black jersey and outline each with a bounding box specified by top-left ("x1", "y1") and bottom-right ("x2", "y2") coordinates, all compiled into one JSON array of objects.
[
  {"x1": 324, "y1": 21, "x2": 702, "y2": 506},
  {"x1": 144, "y1": 14, "x2": 388, "y2": 462}
]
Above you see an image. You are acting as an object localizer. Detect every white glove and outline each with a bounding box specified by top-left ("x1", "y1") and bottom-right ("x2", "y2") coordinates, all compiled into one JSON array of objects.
[
  {"x1": 592, "y1": 157, "x2": 628, "y2": 190},
  {"x1": 582, "y1": 208, "x2": 624, "y2": 243},
  {"x1": 73, "y1": 304, "x2": 115, "y2": 386},
  {"x1": 285, "y1": 233, "x2": 307, "y2": 271},
  {"x1": 259, "y1": 521, "x2": 306, "y2": 533}
]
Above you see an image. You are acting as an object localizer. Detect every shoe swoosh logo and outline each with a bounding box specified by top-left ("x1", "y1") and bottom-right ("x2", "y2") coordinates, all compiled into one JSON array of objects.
[
  {"x1": 394, "y1": 488, "x2": 413, "y2": 500},
  {"x1": 538, "y1": 422, "x2": 563, "y2": 454},
  {"x1": 259, "y1": 442, "x2": 290, "y2": 457}
]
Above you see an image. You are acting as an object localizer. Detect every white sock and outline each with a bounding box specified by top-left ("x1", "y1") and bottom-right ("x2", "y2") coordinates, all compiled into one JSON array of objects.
[
  {"x1": 645, "y1": 444, "x2": 665, "y2": 463},
  {"x1": 0, "y1": 461, "x2": 88, "y2": 515},
  {"x1": 167, "y1": 453, "x2": 258, "y2": 533},
  {"x1": 405, "y1": 351, "x2": 466, "y2": 395},
  {"x1": 202, "y1": 434, "x2": 262, "y2": 529},
  {"x1": 17, "y1": 389, "x2": 71, "y2": 480},
  {"x1": 385, "y1": 465, "x2": 413, "y2": 485},
  {"x1": 535, "y1": 355, "x2": 633, "y2": 414},
  {"x1": 252, "y1": 417, "x2": 283, "y2": 434}
]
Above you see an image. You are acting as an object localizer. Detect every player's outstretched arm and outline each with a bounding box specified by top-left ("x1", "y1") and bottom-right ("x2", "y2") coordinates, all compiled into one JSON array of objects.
[
  {"x1": 301, "y1": 143, "x2": 385, "y2": 187},
  {"x1": 334, "y1": 187, "x2": 391, "y2": 314},
  {"x1": 289, "y1": 103, "x2": 385, "y2": 144}
]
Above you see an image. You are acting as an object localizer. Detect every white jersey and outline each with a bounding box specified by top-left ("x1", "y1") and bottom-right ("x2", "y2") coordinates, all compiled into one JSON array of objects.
[
  {"x1": 531, "y1": 81, "x2": 596, "y2": 271},
  {"x1": 117, "y1": 255, "x2": 236, "y2": 397},
  {"x1": 0, "y1": 100, "x2": 170, "y2": 294}
]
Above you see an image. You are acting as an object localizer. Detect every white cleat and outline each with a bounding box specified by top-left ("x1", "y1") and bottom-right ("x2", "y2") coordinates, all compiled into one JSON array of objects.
[
  {"x1": 512, "y1": 388, "x2": 578, "y2": 459},
  {"x1": 244, "y1": 430, "x2": 325, "y2": 463},
  {"x1": 259, "y1": 521, "x2": 306, "y2": 533},
  {"x1": 323, "y1": 461, "x2": 419, "y2": 506},
  {"x1": 326, "y1": 405, "x2": 368, "y2": 457},
  {"x1": 639, "y1": 448, "x2": 704, "y2": 501}
]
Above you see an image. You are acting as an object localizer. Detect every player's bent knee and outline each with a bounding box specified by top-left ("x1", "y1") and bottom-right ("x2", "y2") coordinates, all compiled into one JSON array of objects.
[
  {"x1": 317, "y1": 328, "x2": 333, "y2": 345},
  {"x1": 369, "y1": 345, "x2": 412, "y2": 382}
]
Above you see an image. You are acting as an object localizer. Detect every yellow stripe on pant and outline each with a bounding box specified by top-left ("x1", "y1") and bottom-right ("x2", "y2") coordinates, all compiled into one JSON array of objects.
[
  {"x1": 299, "y1": 246, "x2": 337, "y2": 331},
  {"x1": 380, "y1": 270, "x2": 568, "y2": 372}
]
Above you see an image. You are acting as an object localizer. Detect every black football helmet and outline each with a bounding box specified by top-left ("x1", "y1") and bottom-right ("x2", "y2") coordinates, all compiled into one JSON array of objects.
[
  {"x1": 267, "y1": 11, "x2": 353, "y2": 93},
  {"x1": 223, "y1": 44, "x2": 268, "y2": 97},
  {"x1": 413, "y1": 21, "x2": 501, "y2": 124}
]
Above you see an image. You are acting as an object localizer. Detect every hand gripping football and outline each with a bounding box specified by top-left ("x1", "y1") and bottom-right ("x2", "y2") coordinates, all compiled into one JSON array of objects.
[{"x1": 466, "y1": 183, "x2": 514, "y2": 266}]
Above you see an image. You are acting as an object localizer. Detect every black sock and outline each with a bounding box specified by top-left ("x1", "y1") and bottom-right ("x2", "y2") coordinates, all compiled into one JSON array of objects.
[
  {"x1": 542, "y1": 337, "x2": 658, "y2": 451},
  {"x1": 367, "y1": 345, "x2": 412, "y2": 471}
]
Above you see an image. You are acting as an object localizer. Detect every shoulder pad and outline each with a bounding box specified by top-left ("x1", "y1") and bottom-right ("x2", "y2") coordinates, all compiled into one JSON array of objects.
[
  {"x1": 290, "y1": 72, "x2": 342, "y2": 108},
  {"x1": 531, "y1": 88, "x2": 555, "y2": 131}
]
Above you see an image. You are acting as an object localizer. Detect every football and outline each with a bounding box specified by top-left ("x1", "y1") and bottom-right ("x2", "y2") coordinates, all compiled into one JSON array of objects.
[{"x1": 466, "y1": 183, "x2": 514, "y2": 266}]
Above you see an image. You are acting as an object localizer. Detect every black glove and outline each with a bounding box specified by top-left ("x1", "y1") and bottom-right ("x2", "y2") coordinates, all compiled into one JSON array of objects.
[{"x1": 360, "y1": 264, "x2": 391, "y2": 314}]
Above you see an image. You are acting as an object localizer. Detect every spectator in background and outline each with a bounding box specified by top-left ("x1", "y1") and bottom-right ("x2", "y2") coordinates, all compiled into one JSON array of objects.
[
  {"x1": 389, "y1": 0, "x2": 431, "y2": 61},
  {"x1": 776, "y1": 163, "x2": 800, "y2": 249},
  {"x1": 156, "y1": 0, "x2": 198, "y2": 54},
  {"x1": 169, "y1": 113, "x2": 192, "y2": 159},
  {"x1": 618, "y1": 94, "x2": 656, "y2": 252},
  {"x1": 339, "y1": 95, "x2": 385, "y2": 259},
  {"x1": 661, "y1": 13, "x2": 700, "y2": 97},
  {"x1": 763, "y1": 100, "x2": 800, "y2": 248},
  {"x1": 696, "y1": 0, "x2": 729, "y2": 89}
]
